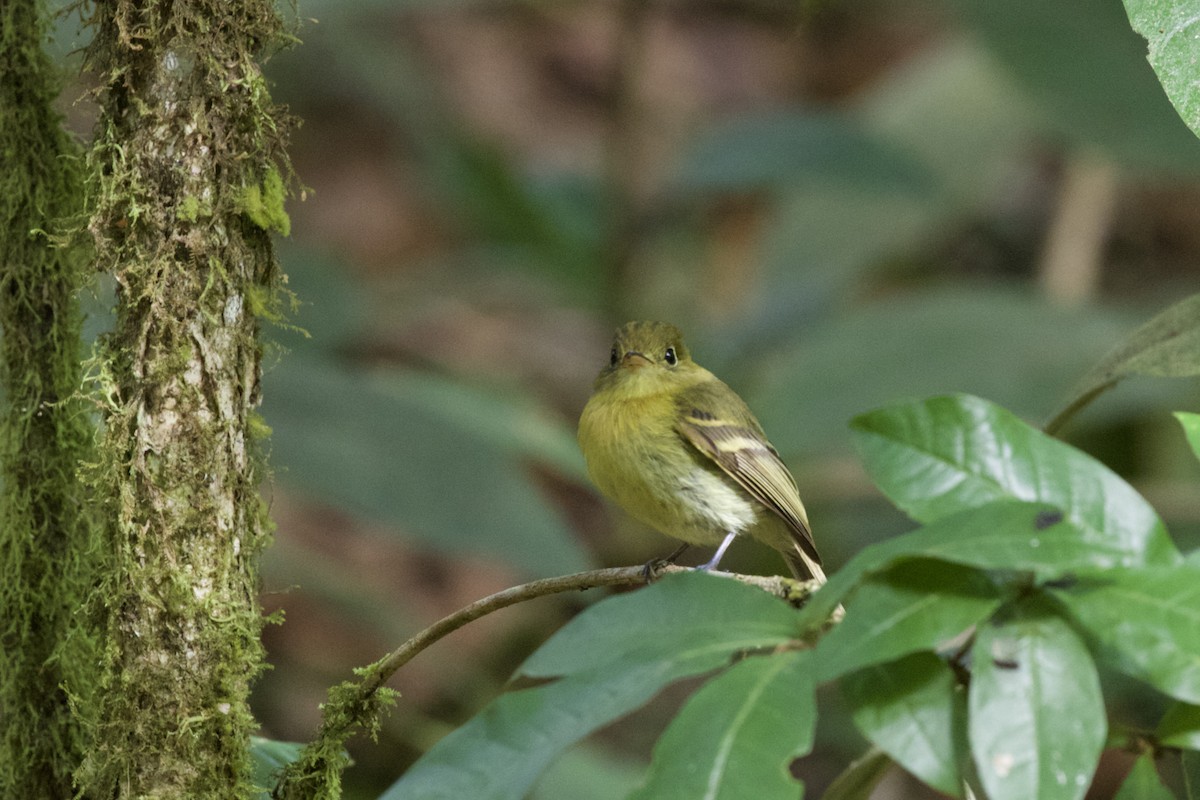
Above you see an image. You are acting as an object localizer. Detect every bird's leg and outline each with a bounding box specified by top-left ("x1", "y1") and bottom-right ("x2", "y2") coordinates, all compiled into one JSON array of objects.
[
  {"x1": 696, "y1": 532, "x2": 737, "y2": 572},
  {"x1": 641, "y1": 543, "x2": 691, "y2": 582}
]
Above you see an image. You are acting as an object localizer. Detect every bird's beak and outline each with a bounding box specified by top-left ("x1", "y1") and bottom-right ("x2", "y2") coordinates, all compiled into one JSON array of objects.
[{"x1": 621, "y1": 351, "x2": 652, "y2": 369}]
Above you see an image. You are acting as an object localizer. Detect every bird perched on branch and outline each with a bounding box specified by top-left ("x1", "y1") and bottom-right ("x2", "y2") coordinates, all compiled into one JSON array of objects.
[{"x1": 578, "y1": 320, "x2": 826, "y2": 584}]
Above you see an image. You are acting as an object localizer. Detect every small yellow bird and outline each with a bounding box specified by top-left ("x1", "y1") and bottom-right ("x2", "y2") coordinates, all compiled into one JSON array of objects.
[{"x1": 578, "y1": 321, "x2": 826, "y2": 583}]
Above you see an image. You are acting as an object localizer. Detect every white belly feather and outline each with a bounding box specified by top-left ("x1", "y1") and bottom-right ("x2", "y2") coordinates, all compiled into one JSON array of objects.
[{"x1": 676, "y1": 467, "x2": 757, "y2": 536}]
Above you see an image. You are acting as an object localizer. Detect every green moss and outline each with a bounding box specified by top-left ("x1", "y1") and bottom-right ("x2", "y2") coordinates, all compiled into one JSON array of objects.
[
  {"x1": 0, "y1": 1, "x2": 103, "y2": 797},
  {"x1": 271, "y1": 671, "x2": 399, "y2": 799},
  {"x1": 74, "y1": 0, "x2": 298, "y2": 796},
  {"x1": 241, "y1": 165, "x2": 291, "y2": 236},
  {"x1": 248, "y1": 412, "x2": 273, "y2": 440},
  {"x1": 178, "y1": 194, "x2": 210, "y2": 221}
]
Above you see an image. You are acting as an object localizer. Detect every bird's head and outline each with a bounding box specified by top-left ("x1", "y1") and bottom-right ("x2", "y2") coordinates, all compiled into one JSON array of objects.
[{"x1": 593, "y1": 321, "x2": 696, "y2": 396}]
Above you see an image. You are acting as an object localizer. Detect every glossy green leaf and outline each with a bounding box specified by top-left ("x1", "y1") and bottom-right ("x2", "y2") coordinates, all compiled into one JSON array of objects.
[
  {"x1": 531, "y1": 746, "x2": 642, "y2": 800},
  {"x1": 755, "y1": 290, "x2": 1143, "y2": 456},
  {"x1": 1123, "y1": 0, "x2": 1200, "y2": 140},
  {"x1": 629, "y1": 652, "x2": 814, "y2": 800},
  {"x1": 522, "y1": 572, "x2": 802, "y2": 679},
  {"x1": 1114, "y1": 754, "x2": 1175, "y2": 800},
  {"x1": 250, "y1": 737, "x2": 304, "y2": 798},
  {"x1": 1054, "y1": 566, "x2": 1200, "y2": 703},
  {"x1": 1177, "y1": 412, "x2": 1200, "y2": 462},
  {"x1": 969, "y1": 599, "x2": 1105, "y2": 800},
  {"x1": 820, "y1": 748, "x2": 894, "y2": 800},
  {"x1": 797, "y1": 500, "x2": 1140, "y2": 630},
  {"x1": 850, "y1": 394, "x2": 1177, "y2": 566},
  {"x1": 842, "y1": 653, "x2": 966, "y2": 797},
  {"x1": 951, "y1": 0, "x2": 1200, "y2": 171},
  {"x1": 263, "y1": 357, "x2": 589, "y2": 577},
  {"x1": 1049, "y1": 293, "x2": 1200, "y2": 432},
  {"x1": 381, "y1": 659, "x2": 717, "y2": 800},
  {"x1": 816, "y1": 561, "x2": 1000, "y2": 681},
  {"x1": 385, "y1": 574, "x2": 801, "y2": 800},
  {"x1": 1158, "y1": 702, "x2": 1200, "y2": 750}
]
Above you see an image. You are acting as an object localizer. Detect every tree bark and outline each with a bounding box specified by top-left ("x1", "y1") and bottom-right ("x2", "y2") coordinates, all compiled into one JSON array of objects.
[{"x1": 78, "y1": 2, "x2": 293, "y2": 796}]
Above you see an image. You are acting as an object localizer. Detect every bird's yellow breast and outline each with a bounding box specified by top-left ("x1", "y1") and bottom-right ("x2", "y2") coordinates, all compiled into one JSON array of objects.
[{"x1": 578, "y1": 388, "x2": 756, "y2": 546}]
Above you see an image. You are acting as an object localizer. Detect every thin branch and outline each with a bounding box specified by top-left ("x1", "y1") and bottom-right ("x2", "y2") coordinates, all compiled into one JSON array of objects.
[
  {"x1": 1042, "y1": 379, "x2": 1117, "y2": 437},
  {"x1": 271, "y1": 564, "x2": 820, "y2": 798},
  {"x1": 362, "y1": 564, "x2": 813, "y2": 696}
]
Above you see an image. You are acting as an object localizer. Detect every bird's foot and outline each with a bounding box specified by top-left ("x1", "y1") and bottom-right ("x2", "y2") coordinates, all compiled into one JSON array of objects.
[
  {"x1": 641, "y1": 543, "x2": 690, "y2": 583},
  {"x1": 694, "y1": 531, "x2": 737, "y2": 573}
]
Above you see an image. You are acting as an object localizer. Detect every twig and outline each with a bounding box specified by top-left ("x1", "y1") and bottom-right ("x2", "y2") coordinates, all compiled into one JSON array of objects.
[
  {"x1": 1042, "y1": 379, "x2": 1116, "y2": 437},
  {"x1": 271, "y1": 564, "x2": 820, "y2": 798}
]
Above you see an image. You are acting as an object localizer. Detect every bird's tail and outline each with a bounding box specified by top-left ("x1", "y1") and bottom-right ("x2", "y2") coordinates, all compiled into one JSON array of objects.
[
  {"x1": 784, "y1": 546, "x2": 827, "y2": 586},
  {"x1": 785, "y1": 546, "x2": 844, "y2": 622}
]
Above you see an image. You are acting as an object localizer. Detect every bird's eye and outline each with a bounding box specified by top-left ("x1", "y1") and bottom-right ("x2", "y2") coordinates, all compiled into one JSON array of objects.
[
  {"x1": 610, "y1": 347, "x2": 619, "y2": 367},
  {"x1": 664, "y1": 347, "x2": 677, "y2": 366}
]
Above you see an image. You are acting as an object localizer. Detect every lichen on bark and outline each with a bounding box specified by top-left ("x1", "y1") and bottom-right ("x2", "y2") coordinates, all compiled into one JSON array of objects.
[
  {"x1": 0, "y1": 1, "x2": 102, "y2": 796},
  {"x1": 76, "y1": 1, "x2": 294, "y2": 796}
]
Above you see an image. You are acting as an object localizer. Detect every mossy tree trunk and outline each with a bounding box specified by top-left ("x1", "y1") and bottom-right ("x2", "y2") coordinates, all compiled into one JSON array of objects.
[
  {"x1": 77, "y1": 2, "x2": 293, "y2": 797},
  {"x1": 0, "y1": 2, "x2": 101, "y2": 796}
]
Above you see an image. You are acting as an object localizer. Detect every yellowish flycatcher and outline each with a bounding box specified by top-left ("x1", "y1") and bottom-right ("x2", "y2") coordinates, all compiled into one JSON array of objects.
[{"x1": 578, "y1": 321, "x2": 826, "y2": 583}]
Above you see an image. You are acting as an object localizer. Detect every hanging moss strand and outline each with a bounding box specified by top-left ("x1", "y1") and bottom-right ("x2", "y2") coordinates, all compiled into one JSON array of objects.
[{"x1": 0, "y1": 1, "x2": 102, "y2": 797}]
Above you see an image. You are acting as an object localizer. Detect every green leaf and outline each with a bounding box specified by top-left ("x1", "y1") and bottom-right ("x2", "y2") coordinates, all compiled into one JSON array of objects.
[
  {"x1": 381, "y1": 659, "x2": 717, "y2": 800},
  {"x1": 1053, "y1": 566, "x2": 1200, "y2": 703},
  {"x1": 969, "y1": 599, "x2": 1106, "y2": 800},
  {"x1": 521, "y1": 572, "x2": 802, "y2": 679},
  {"x1": 859, "y1": 40, "x2": 1040, "y2": 203},
  {"x1": 841, "y1": 652, "x2": 966, "y2": 797},
  {"x1": 1123, "y1": 0, "x2": 1200, "y2": 141},
  {"x1": 674, "y1": 109, "x2": 934, "y2": 195},
  {"x1": 1158, "y1": 702, "x2": 1200, "y2": 750},
  {"x1": 797, "y1": 500, "x2": 1149, "y2": 630},
  {"x1": 629, "y1": 652, "x2": 815, "y2": 800},
  {"x1": 1114, "y1": 754, "x2": 1175, "y2": 800},
  {"x1": 1184, "y1": 750, "x2": 1200, "y2": 799},
  {"x1": 1048, "y1": 293, "x2": 1200, "y2": 432},
  {"x1": 1177, "y1": 412, "x2": 1200, "y2": 462},
  {"x1": 952, "y1": 0, "x2": 1200, "y2": 171},
  {"x1": 850, "y1": 394, "x2": 1177, "y2": 566},
  {"x1": 373, "y1": 370, "x2": 588, "y2": 482},
  {"x1": 268, "y1": 245, "x2": 368, "y2": 353},
  {"x1": 816, "y1": 561, "x2": 1001, "y2": 681},
  {"x1": 820, "y1": 748, "x2": 894, "y2": 800},
  {"x1": 263, "y1": 357, "x2": 589, "y2": 577},
  {"x1": 385, "y1": 575, "x2": 800, "y2": 800},
  {"x1": 531, "y1": 745, "x2": 651, "y2": 800},
  {"x1": 250, "y1": 737, "x2": 304, "y2": 798},
  {"x1": 755, "y1": 289, "x2": 1142, "y2": 456}
]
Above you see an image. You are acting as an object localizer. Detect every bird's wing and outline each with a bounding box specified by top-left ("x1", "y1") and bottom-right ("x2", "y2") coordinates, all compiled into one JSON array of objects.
[{"x1": 675, "y1": 385, "x2": 822, "y2": 567}]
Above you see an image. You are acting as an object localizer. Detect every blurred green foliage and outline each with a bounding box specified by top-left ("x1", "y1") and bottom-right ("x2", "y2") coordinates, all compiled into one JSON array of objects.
[{"x1": 130, "y1": 0, "x2": 1200, "y2": 795}]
